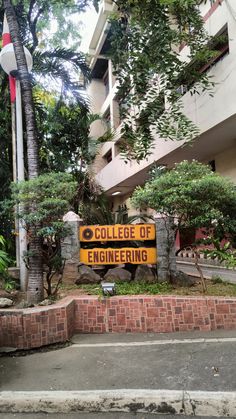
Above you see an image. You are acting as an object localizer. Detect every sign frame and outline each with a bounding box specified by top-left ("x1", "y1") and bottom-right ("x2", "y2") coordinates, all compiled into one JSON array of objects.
[
  {"x1": 80, "y1": 247, "x2": 157, "y2": 265},
  {"x1": 80, "y1": 224, "x2": 156, "y2": 242}
]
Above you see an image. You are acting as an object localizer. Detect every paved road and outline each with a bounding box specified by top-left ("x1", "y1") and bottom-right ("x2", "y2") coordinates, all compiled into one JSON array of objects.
[
  {"x1": 0, "y1": 415, "x2": 230, "y2": 419},
  {"x1": 177, "y1": 260, "x2": 236, "y2": 283},
  {"x1": 1, "y1": 330, "x2": 236, "y2": 417},
  {"x1": 1, "y1": 330, "x2": 236, "y2": 392}
]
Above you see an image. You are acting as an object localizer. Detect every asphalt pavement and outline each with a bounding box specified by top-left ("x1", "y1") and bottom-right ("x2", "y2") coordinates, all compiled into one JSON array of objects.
[
  {"x1": 0, "y1": 414, "x2": 230, "y2": 419},
  {"x1": 177, "y1": 260, "x2": 236, "y2": 283},
  {"x1": 1, "y1": 330, "x2": 236, "y2": 416},
  {"x1": 1, "y1": 330, "x2": 236, "y2": 392}
]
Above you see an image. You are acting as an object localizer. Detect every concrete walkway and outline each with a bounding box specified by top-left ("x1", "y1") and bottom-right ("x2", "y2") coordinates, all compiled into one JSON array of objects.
[{"x1": 1, "y1": 330, "x2": 236, "y2": 416}]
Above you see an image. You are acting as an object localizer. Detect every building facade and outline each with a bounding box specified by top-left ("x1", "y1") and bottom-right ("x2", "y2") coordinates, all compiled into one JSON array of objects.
[{"x1": 87, "y1": 0, "x2": 236, "y2": 220}]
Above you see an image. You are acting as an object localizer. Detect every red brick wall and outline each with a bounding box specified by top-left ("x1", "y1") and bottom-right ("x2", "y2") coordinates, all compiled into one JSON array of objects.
[
  {"x1": 1, "y1": 295, "x2": 236, "y2": 349},
  {"x1": 73, "y1": 295, "x2": 236, "y2": 334},
  {"x1": 0, "y1": 297, "x2": 74, "y2": 349}
]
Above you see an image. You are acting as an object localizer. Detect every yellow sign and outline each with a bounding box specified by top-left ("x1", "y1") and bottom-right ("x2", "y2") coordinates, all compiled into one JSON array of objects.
[
  {"x1": 80, "y1": 247, "x2": 157, "y2": 265},
  {"x1": 80, "y1": 224, "x2": 155, "y2": 242}
]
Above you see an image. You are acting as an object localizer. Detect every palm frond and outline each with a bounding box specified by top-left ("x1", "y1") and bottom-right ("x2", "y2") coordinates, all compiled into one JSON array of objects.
[
  {"x1": 42, "y1": 48, "x2": 90, "y2": 80},
  {"x1": 32, "y1": 52, "x2": 89, "y2": 107}
]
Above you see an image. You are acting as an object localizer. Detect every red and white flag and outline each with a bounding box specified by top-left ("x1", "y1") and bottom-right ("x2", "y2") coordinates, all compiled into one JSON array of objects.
[{"x1": 2, "y1": 14, "x2": 16, "y2": 103}]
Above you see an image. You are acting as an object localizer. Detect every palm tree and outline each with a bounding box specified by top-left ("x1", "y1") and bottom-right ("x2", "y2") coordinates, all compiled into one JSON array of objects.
[
  {"x1": 4, "y1": 0, "x2": 43, "y2": 304},
  {"x1": 2, "y1": 0, "x2": 99, "y2": 303}
]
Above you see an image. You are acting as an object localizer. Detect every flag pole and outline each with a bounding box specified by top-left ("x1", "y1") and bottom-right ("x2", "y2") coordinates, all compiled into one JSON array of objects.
[
  {"x1": 16, "y1": 78, "x2": 28, "y2": 291},
  {"x1": 11, "y1": 101, "x2": 19, "y2": 265}
]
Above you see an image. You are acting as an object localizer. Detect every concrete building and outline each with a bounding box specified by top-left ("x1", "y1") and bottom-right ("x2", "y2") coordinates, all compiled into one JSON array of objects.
[{"x1": 87, "y1": 0, "x2": 236, "y2": 221}]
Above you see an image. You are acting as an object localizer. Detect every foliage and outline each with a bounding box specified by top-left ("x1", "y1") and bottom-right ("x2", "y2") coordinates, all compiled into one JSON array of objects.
[
  {"x1": 0, "y1": 234, "x2": 11, "y2": 277},
  {"x1": 11, "y1": 172, "x2": 77, "y2": 296},
  {"x1": 132, "y1": 160, "x2": 236, "y2": 291},
  {"x1": 131, "y1": 160, "x2": 236, "y2": 235},
  {"x1": 76, "y1": 280, "x2": 172, "y2": 296},
  {"x1": 71, "y1": 278, "x2": 236, "y2": 297},
  {"x1": 202, "y1": 238, "x2": 236, "y2": 269},
  {"x1": 0, "y1": 1, "x2": 97, "y2": 103},
  {"x1": 39, "y1": 101, "x2": 103, "y2": 174},
  {"x1": 78, "y1": 190, "x2": 114, "y2": 225},
  {"x1": 108, "y1": 0, "x2": 217, "y2": 161},
  {"x1": 0, "y1": 0, "x2": 101, "y2": 254},
  {"x1": 0, "y1": 87, "x2": 14, "y2": 242},
  {"x1": 3, "y1": 276, "x2": 17, "y2": 291}
]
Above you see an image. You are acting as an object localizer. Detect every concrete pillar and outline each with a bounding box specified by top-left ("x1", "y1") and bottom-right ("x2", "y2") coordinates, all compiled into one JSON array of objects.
[
  {"x1": 155, "y1": 215, "x2": 177, "y2": 283},
  {"x1": 61, "y1": 211, "x2": 83, "y2": 283},
  {"x1": 61, "y1": 211, "x2": 82, "y2": 260}
]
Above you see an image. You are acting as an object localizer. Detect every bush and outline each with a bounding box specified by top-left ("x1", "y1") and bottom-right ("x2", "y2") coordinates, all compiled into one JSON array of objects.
[{"x1": 11, "y1": 172, "x2": 77, "y2": 296}]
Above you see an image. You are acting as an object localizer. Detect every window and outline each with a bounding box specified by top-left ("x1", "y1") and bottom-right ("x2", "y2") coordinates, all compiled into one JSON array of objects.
[
  {"x1": 115, "y1": 139, "x2": 124, "y2": 156},
  {"x1": 177, "y1": 25, "x2": 229, "y2": 94},
  {"x1": 103, "y1": 149, "x2": 112, "y2": 164},
  {"x1": 199, "y1": 26, "x2": 229, "y2": 74},
  {"x1": 113, "y1": 99, "x2": 121, "y2": 128},
  {"x1": 104, "y1": 109, "x2": 111, "y2": 129},
  {"x1": 103, "y1": 70, "x2": 109, "y2": 97},
  {"x1": 208, "y1": 160, "x2": 216, "y2": 172},
  {"x1": 115, "y1": 204, "x2": 128, "y2": 224}
]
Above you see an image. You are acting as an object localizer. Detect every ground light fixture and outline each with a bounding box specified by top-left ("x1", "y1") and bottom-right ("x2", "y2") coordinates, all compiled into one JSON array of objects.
[{"x1": 101, "y1": 282, "x2": 116, "y2": 296}]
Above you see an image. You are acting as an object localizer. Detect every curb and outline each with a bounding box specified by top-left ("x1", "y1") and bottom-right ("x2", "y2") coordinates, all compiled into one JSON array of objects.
[{"x1": 1, "y1": 389, "x2": 236, "y2": 416}]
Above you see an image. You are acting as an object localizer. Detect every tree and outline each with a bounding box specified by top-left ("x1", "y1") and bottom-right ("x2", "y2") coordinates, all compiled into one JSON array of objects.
[
  {"x1": 4, "y1": 0, "x2": 44, "y2": 303},
  {"x1": 11, "y1": 172, "x2": 77, "y2": 297},
  {"x1": 39, "y1": 101, "x2": 95, "y2": 174},
  {"x1": 1, "y1": 0, "x2": 98, "y2": 303},
  {"x1": 0, "y1": 235, "x2": 11, "y2": 280},
  {"x1": 109, "y1": 0, "x2": 217, "y2": 161},
  {"x1": 0, "y1": 80, "x2": 13, "y2": 242},
  {"x1": 131, "y1": 161, "x2": 236, "y2": 287},
  {"x1": 0, "y1": 0, "x2": 94, "y2": 105}
]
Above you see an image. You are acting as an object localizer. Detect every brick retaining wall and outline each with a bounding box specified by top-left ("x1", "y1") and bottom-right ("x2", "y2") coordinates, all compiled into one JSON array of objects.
[
  {"x1": 1, "y1": 295, "x2": 236, "y2": 349},
  {"x1": 0, "y1": 297, "x2": 74, "y2": 349}
]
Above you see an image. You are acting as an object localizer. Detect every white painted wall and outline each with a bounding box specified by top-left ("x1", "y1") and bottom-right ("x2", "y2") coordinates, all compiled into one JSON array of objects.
[{"x1": 89, "y1": 0, "x2": 236, "y2": 192}]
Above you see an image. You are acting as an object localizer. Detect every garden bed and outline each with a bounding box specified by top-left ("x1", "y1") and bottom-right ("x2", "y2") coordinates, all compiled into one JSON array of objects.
[
  {"x1": 58, "y1": 277, "x2": 236, "y2": 299},
  {"x1": 2, "y1": 276, "x2": 236, "y2": 310}
]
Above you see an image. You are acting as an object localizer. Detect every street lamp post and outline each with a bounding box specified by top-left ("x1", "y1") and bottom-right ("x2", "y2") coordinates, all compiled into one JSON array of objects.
[{"x1": 0, "y1": 42, "x2": 33, "y2": 291}]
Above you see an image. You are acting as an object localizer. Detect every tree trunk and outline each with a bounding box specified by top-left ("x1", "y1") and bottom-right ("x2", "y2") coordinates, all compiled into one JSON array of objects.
[{"x1": 4, "y1": 0, "x2": 44, "y2": 304}]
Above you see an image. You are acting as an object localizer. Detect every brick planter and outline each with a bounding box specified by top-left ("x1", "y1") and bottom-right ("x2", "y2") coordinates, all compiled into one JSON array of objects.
[
  {"x1": 1, "y1": 295, "x2": 236, "y2": 349},
  {"x1": 0, "y1": 297, "x2": 74, "y2": 349}
]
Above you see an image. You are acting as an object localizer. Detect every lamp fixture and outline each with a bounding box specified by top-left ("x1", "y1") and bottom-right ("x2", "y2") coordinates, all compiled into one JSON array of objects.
[
  {"x1": 0, "y1": 43, "x2": 33, "y2": 75},
  {"x1": 111, "y1": 191, "x2": 121, "y2": 196},
  {"x1": 101, "y1": 282, "x2": 116, "y2": 296}
]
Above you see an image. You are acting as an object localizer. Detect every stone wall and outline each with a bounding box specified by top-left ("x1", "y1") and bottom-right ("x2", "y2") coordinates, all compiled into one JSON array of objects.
[
  {"x1": 61, "y1": 212, "x2": 177, "y2": 283},
  {"x1": 61, "y1": 212, "x2": 82, "y2": 283},
  {"x1": 1, "y1": 295, "x2": 236, "y2": 349}
]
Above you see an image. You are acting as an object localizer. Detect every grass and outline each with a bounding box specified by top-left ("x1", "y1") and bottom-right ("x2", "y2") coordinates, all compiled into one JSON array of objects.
[
  {"x1": 77, "y1": 281, "x2": 172, "y2": 296},
  {"x1": 59, "y1": 278, "x2": 236, "y2": 298}
]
